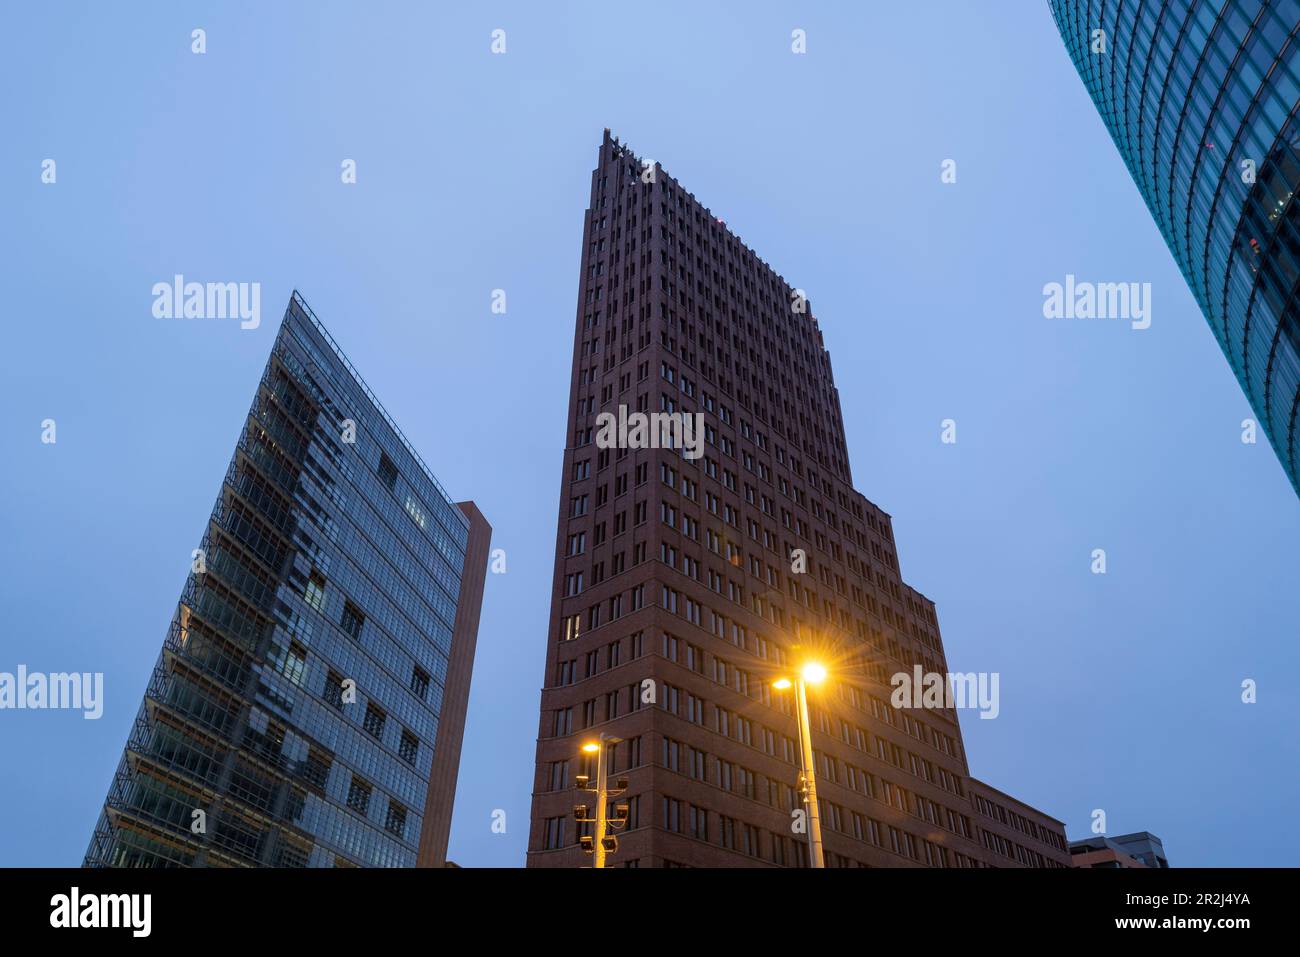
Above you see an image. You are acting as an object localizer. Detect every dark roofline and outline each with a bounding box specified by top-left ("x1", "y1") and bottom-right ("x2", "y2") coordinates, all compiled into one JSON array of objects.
[
  {"x1": 602, "y1": 128, "x2": 809, "y2": 311},
  {"x1": 968, "y1": 776, "x2": 1067, "y2": 827}
]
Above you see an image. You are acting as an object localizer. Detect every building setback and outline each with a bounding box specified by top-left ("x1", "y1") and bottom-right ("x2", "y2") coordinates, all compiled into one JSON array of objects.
[
  {"x1": 1051, "y1": 0, "x2": 1300, "y2": 495},
  {"x1": 1070, "y1": 831, "x2": 1169, "y2": 869},
  {"x1": 85, "y1": 291, "x2": 490, "y2": 868},
  {"x1": 1070, "y1": 837, "x2": 1147, "y2": 868},
  {"x1": 526, "y1": 131, "x2": 1069, "y2": 868},
  {"x1": 1110, "y1": 831, "x2": 1170, "y2": 868}
]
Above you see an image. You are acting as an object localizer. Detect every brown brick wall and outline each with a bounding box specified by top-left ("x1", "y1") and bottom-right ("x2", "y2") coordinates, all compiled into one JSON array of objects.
[
  {"x1": 416, "y1": 501, "x2": 491, "y2": 866},
  {"x1": 527, "y1": 131, "x2": 1062, "y2": 869}
]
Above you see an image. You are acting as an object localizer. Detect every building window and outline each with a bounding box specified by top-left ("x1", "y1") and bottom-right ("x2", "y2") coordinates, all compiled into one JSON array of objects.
[
  {"x1": 378, "y1": 452, "x2": 399, "y2": 491},
  {"x1": 404, "y1": 494, "x2": 427, "y2": 530},
  {"x1": 548, "y1": 760, "x2": 570, "y2": 792},
  {"x1": 718, "y1": 815, "x2": 737, "y2": 850},
  {"x1": 278, "y1": 641, "x2": 307, "y2": 686},
  {"x1": 543, "y1": 816, "x2": 566, "y2": 850},
  {"x1": 552, "y1": 707, "x2": 573, "y2": 736},
  {"x1": 302, "y1": 748, "x2": 331, "y2": 791},
  {"x1": 346, "y1": 777, "x2": 371, "y2": 815},
  {"x1": 363, "y1": 703, "x2": 386, "y2": 740},
  {"x1": 323, "y1": 670, "x2": 345, "y2": 709},
  {"x1": 662, "y1": 797, "x2": 682, "y2": 833},
  {"x1": 411, "y1": 666, "x2": 430, "y2": 700},
  {"x1": 304, "y1": 572, "x2": 326, "y2": 612},
  {"x1": 341, "y1": 602, "x2": 365, "y2": 640},
  {"x1": 385, "y1": 801, "x2": 407, "y2": 838},
  {"x1": 399, "y1": 730, "x2": 419, "y2": 765},
  {"x1": 689, "y1": 804, "x2": 709, "y2": 841}
]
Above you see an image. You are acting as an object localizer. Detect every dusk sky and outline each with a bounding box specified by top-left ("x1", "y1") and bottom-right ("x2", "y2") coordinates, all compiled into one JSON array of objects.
[{"x1": 1, "y1": 1, "x2": 1296, "y2": 867}]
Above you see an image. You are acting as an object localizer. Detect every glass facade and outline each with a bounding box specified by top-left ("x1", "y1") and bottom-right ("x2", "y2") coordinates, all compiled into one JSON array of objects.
[
  {"x1": 85, "y1": 292, "x2": 472, "y2": 867},
  {"x1": 1051, "y1": 0, "x2": 1300, "y2": 494}
]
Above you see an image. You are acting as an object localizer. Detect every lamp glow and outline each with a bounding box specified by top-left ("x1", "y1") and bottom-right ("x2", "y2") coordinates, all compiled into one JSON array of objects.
[{"x1": 801, "y1": 662, "x2": 828, "y2": 684}]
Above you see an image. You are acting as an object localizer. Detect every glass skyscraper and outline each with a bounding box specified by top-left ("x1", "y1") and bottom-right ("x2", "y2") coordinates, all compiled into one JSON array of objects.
[
  {"x1": 1051, "y1": 0, "x2": 1300, "y2": 494},
  {"x1": 84, "y1": 292, "x2": 490, "y2": 868}
]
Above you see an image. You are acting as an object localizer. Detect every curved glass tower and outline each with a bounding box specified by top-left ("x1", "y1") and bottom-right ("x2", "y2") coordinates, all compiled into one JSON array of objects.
[{"x1": 1050, "y1": 0, "x2": 1300, "y2": 494}]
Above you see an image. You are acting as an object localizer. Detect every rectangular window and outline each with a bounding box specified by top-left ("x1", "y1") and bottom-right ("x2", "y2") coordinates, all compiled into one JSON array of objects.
[
  {"x1": 323, "y1": 670, "x2": 345, "y2": 709},
  {"x1": 341, "y1": 602, "x2": 365, "y2": 640},
  {"x1": 404, "y1": 493, "x2": 428, "y2": 529},
  {"x1": 363, "y1": 703, "x2": 386, "y2": 740},
  {"x1": 662, "y1": 797, "x2": 682, "y2": 833},
  {"x1": 302, "y1": 748, "x2": 331, "y2": 791},
  {"x1": 548, "y1": 760, "x2": 570, "y2": 792},
  {"x1": 304, "y1": 572, "x2": 326, "y2": 612},
  {"x1": 399, "y1": 730, "x2": 419, "y2": 765},
  {"x1": 278, "y1": 641, "x2": 307, "y2": 686},
  {"x1": 411, "y1": 666, "x2": 430, "y2": 700},
  {"x1": 543, "y1": 816, "x2": 566, "y2": 850},
  {"x1": 346, "y1": 776, "x2": 371, "y2": 814},
  {"x1": 385, "y1": 801, "x2": 407, "y2": 838},
  {"x1": 378, "y1": 452, "x2": 399, "y2": 491},
  {"x1": 689, "y1": 804, "x2": 709, "y2": 841}
]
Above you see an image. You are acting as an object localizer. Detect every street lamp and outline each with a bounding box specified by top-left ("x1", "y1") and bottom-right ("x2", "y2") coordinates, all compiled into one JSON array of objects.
[
  {"x1": 574, "y1": 733, "x2": 627, "y2": 868},
  {"x1": 772, "y1": 662, "x2": 827, "y2": 868}
]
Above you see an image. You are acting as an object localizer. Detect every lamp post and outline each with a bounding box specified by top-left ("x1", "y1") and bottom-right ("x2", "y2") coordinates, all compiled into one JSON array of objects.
[
  {"x1": 574, "y1": 733, "x2": 627, "y2": 868},
  {"x1": 773, "y1": 662, "x2": 827, "y2": 868}
]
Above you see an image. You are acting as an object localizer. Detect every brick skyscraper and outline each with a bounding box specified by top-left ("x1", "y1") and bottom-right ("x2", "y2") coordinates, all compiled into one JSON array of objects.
[{"x1": 527, "y1": 132, "x2": 1068, "y2": 868}]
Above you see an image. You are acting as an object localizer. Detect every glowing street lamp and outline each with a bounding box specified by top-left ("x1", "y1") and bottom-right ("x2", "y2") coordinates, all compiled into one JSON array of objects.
[
  {"x1": 573, "y1": 733, "x2": 627, "y2": 868},
  {"x1": 772, "y1": 662, "x2": 827, "y2": 868},
  {"x1": 801, "y1": 663, "x2": 827, "y2": 685}
]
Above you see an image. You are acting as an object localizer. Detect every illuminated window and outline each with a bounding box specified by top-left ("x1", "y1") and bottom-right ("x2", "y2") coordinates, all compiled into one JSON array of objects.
[
  {"x1": 304, "y1": 572, "x2": 326, "y2": 612},
  {"x1": 404, "y1": 493, "x2": 427, "y2": 529},
  {"x1": 278, "y1": 641, "x2": 307, "y2": 686}
]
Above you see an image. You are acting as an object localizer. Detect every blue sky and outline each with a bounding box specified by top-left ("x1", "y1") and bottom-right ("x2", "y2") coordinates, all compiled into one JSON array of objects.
[{"x1": 1, "y1": 1, "x2": 1296, "y2": 868}]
